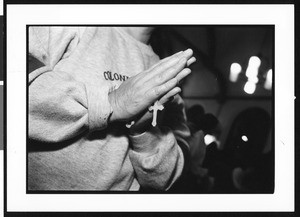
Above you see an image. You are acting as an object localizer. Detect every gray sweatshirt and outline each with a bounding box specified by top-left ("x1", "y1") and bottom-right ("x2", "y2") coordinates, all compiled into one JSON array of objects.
[{"x1": 28, "y1": 27, "x2": 190, "y2": 191}]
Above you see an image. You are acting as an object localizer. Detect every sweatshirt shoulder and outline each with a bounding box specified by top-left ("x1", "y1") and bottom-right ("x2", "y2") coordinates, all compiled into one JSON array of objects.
[{"x1": 29, "y1": 27, "x2": 86, "y2": 66}]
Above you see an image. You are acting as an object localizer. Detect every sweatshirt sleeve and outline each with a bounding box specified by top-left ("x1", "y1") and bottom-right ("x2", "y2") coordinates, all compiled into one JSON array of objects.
[
  {"x1": 129, "y1": 95, "x2": 190, "y2": 190},
  {"x1": 29, "y1": 27, "x2": 112, "y2": 143}
]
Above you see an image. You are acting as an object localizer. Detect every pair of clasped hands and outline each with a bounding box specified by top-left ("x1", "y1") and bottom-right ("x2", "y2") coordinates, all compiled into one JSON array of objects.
[{"x1": 108, "y1": 49, "x2": 196, "y2": 135}]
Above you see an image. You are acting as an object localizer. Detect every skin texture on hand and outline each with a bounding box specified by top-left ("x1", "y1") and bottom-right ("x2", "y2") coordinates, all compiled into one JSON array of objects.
[{"x1": 108, "y1": 49, "x2": 196, "y2": 133}]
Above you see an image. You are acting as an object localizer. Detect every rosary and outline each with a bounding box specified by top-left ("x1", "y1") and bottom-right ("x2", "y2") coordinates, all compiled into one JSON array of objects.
[
  {"x1": 126, "y1": 100, "x2": 164, "y2": 128},
  {"x1": 148, "y1": 101, "x2": 164, "y2": 127}
]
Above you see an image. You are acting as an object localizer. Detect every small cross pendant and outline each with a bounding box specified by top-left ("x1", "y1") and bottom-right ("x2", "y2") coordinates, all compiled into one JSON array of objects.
[{"x1": 148, "y1": 101, "x2": 164, "y2": 127}]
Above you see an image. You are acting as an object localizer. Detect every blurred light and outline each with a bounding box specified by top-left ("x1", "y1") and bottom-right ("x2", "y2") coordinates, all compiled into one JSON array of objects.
[
  {"x1": 244, "y1": 81, "x2": 256, "y2": 94},
  {"x1": 245, "y1": 56, "x2": 261, "y2": 84},
  {"x1": 241, "y1": 135, "x2": 248, "y2": 142},
  {"x1": 204, "y1": 134, "x2": 216, "y2": 146},
  {"x1": 264, "y1": 69, "x2": 273, "y2": 90},
  {"x1": 248, "y1": 56, "x2": 261, "y2": 66},
  {"x1": 229, "y1": 63, "x2": 242, "y2": 82}
]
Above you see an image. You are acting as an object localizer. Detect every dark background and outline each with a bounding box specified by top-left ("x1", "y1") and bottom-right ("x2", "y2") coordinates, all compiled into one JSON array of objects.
[
  {"x1": 151, "y1": 26, "x2": 273, "y2": 152},
  {"x1": 150, "y1": 26, "x2": 274, "y2": 193}
]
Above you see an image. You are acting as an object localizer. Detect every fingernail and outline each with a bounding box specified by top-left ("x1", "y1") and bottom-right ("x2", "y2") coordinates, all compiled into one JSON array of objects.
[
  {"x1": 184, "y1": 48, "x2": 193, "y2": 55},
  {"x1": 184, "y1": 68, "x2": 192, "y2": 74},
  {"x1": 187, "y1": 57, "x2": 196, "y2": 66}
]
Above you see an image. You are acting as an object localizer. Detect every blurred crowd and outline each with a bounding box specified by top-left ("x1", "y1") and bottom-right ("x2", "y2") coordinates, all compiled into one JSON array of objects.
[{"x1": 170, "y1": 105, "x2": 273, "y2": 193}]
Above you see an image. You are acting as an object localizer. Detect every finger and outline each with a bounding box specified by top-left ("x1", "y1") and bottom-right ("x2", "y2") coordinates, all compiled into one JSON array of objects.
[
  {"x1": 147, "y1": 77, "x2": 178, "y2": 100},
  {"x1": 159, "y1": 87, "x2": 181, "y2": 105},
  {"x1": 153, "y1": 67, "x2": 191, "y2": 93},
  {"x1": 152, "y1": 57, "x2": 187, "y2": 85},
  {"x1": 150, "y1": 48, "x2": 193, "y2": 76},
  {"x1": 158, "y1": 50, "x2": 183, "y2": 64},
  {"x1": 175, "y1": 68, "x2": 192, "y2": 84},
  {"x1": 147, "y1": 50, "x2": 184, "y2": 72},
  {"x1": 153, "y1": 49, "x2": 193, "y2": 80},
  {"x1": 139, "y1": 49, "x2": 193, "y2": 91},
  {"x1": 182, "y1": 48, "x2": 194, "y2": 60},
  {"x1": 187, "y1": 57, "x2": 196, "y2": 67},
  {"x1": 164, "y1": 48, "x2": 193, "y2": 64},
  {"x1": 141, "y1": 49, "x2": 193, "y2": 85}
]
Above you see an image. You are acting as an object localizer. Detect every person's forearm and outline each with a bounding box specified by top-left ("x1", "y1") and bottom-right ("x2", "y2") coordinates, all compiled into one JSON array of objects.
[
  {"x1": 129, "y1": 127, "x2": 184, "y2": 190},
  {"x1": 29, "y1": 69, "x2": 112, "y2": 142}
]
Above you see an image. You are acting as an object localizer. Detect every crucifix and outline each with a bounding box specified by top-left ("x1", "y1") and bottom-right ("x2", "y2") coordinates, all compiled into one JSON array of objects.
[{"x1": 148, "y1": 101, "x2": 164, "y2": 127}]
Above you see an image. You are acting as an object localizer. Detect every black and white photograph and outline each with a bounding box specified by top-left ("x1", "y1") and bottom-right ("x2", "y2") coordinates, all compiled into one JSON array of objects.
[
  {"x1": 27, "y1": 25, "x2": 274, "y2": 194},
  {"x1": 5, "y1": 4, "x2": 295, "y2": 214}
]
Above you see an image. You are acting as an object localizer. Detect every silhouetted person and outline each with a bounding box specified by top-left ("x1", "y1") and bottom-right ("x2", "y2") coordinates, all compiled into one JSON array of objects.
[
  {"x1": 186, "y1": 104, "x2": 205, "y2": 134},
  {"x1": 181, "y1": 105, "x2": 218, "y2": 192},
  {"x1": 213, "y1": 107, "x2": 272, "y2": 193}
]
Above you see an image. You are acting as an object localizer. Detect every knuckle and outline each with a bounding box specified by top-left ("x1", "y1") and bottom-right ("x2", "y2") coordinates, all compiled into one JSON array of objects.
[
  {"x1": 154, "y1": 75, "x2": 160, "y2": 84},
  {"x1": 154, "y1": 87, "x2": 161, "y2": 97},
  {"x1": 132, "y1": 99, "x2": 140, "y2": 109},
  {"x1": 154, "y1": 65, "x2": 163, "y2": 74},
  {"x1": 166, "y1": 64, "x2": 180, "y2": 77},
  {"x1": 156, "y1": 73, "x2": 164, "y2": 83},
  {"x1": 156, "y1": 62, "x2": 169, "y2": 72},
  {"x1": 164, "y1": 82, "x2": 170, "y2": 90},
  {"x1": 167, "y1": 79, "x2": 177, "y2": 89},
  {"x1": 171, "y1": 63, "x2": 180, "y2": 71},
  {"x1": 163, "y1": 83, "x2": 170, "y2": 92},
  {"x1": 160, "y1": 96, "x2": 167, "y2": 105},
  {"x1": 145, "y1": 89, "x2": 155, "y2": 99}
]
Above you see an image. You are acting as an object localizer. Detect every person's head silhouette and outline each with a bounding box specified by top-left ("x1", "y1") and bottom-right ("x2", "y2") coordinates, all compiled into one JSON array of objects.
[
  {"x1": 186, "y1": 105, "x2": 205, "y2": 132},
  {"x1": 225, "y1": 107, "x2": 271, "y2": 166}
]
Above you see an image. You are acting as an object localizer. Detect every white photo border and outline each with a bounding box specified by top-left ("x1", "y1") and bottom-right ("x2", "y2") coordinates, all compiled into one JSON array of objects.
[{"x1": 6, "y1": 4, "x2": 295, "y2": 212}]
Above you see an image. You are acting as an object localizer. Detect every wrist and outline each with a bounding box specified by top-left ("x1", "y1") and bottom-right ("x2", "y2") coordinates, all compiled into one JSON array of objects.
[
  {"x1": 128, "y1": 127, "x2": 147, "y2": 136},
  {"x1": 128, "y1": 128, "x2": 147, "y2": 137},
  {"x1": 128, "y1": 120, "x2": 152, "y2": 136},
  {"x1": 108, "y1": 90, "x2": 118, "y2": 123}
]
